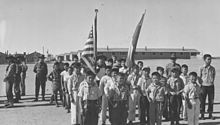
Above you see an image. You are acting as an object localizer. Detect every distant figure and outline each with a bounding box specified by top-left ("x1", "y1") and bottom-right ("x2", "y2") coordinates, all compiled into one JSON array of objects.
[
  {"x1": 137, "y1": 61, "x2": 144, "y2": 76},
  {"x1": 165, "y1": 53, "x2": 181, "y2": 78},
  {"x1": 111, "y1": 55, "x2": 117, "y2": 64},
  {"x1": 57, "y1": 56, "x2": 64, "y2": 72},
  {"x1": 70, "y1": 55, "x2": 79, "y2": 67},
  {"x1": 107, "y1": 58, "x2": 113, "y2": 67},
  {"x1": 48, "y1": 62, "x2": 62, "y2": 107},
  {"x1": 4, "y1": 55, "x2": 16, "y2": 108},
  {"x1": 119, "y1": 59, "x2": 128, "y2": 74},
  {"x1": 20, "y1": 58, "x2": 28, "y2": 96},
  {"x1": 199, "y1": 54, "x2": 216, "y2": 120},
  {"x1": 33, "y1": 55, "x2": 48, "y2": 101},
  {"x1": 14, "y1": 57, "x2": 22, "y2": 103}
]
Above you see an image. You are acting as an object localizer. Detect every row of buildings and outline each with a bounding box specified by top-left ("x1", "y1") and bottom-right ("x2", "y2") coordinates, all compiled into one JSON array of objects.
[
  {"x1": 56, "y1": 47, "x2": 200, "y2": 61},
  {"x1": 0, "y1": 51, "x2": 55, "y2": 64}
]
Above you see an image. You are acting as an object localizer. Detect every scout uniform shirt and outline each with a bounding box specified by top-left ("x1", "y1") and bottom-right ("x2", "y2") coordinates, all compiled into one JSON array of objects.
[
  {"x1": 68, "y1": 72, "x2": 85, "y2": 94},
  {"x1": 146, "y1": 83, "x2": 165, "y2": 102},
  {"x1": 48, "y1": 70, "x2": 61, "y2": 87},
  {"x1": 184, "y1": 82, "x2": 201, "y2": 100},
  {"x1": 78, "y1": 81, "x2": 102, "y2": 101},
  {"x1": 99, "y1": 75, "x2": 112, "y2": 96},
  {"x1": 5, "y1": 63, "x2": 16, "y2": 82},
  {"x1": 166, "y1": 63, "x2": 181, "y2": 78},
  {"x1": 167, "y1": 77, "x2": 184, "y2": 94},
  {"x1": 109, "y1": 83, "x2": 130, "y2": 102},
  {"x1": 127, "y1": 73, "x2": 140, "y2": 92},
  {"x1": 137, "y1": 76, "x2": 152, "y2": 96},
  {"x1": 33, "y1": 62, "x2": 48, "y2": 78},
  {"x1": 199, "y1": 65, "x2": 215, "y2": 86}
]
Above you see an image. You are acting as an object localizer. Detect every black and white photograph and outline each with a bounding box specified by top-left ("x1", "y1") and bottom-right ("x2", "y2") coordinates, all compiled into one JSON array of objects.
[{"x1": 0, "y1": 0, "x2": 220, "y2": 125}]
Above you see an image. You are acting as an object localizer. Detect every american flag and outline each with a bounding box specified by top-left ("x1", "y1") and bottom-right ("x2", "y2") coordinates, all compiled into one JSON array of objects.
[{"x1": 81, "y1": 26, "x2": 96, "y2": 74}]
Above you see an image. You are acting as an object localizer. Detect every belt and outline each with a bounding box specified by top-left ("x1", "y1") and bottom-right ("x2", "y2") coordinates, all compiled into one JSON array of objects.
[{"x1": 189, "y1": 97, "x2": 199, "y2": 99}]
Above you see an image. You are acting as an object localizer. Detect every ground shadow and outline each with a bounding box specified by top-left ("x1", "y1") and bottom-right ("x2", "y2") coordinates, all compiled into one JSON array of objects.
[{"x1": 200, "y1": 122, "x2": 220, "y2": 125}]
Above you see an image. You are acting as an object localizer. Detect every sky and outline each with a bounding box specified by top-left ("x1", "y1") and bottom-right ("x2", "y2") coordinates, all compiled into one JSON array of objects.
[{"x1": 0, "y1": 0, "x2": 220, "y2": 56}]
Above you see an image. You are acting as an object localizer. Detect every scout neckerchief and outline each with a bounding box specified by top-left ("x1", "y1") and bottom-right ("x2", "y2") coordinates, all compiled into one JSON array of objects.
[{"x1": 152, "y1": 83, "x2": 161, "y2": 102}]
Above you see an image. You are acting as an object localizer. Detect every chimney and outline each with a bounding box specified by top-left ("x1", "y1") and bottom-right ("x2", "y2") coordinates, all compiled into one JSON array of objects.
[
  {"x1": 107, "y1": 45, "x2": 109, "y2": 50},
  {"x1": 182, "y1": 46, "x2": 185, "y2": 51},
  {"x1": 145, "y1": 46, "x2": 147, "y2": 51}
]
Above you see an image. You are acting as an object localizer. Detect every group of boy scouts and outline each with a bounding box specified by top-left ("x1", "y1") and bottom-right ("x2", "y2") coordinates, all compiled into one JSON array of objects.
[{"x1": 3, "y1": 53, "x2": 216, "y2": 125}]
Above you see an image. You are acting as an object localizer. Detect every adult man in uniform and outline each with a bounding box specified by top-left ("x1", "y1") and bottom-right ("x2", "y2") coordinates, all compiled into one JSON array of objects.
[
  {"x1": 4, "y1": 55, "x2": 16, "y2": 108},
  {"x1": 14, "y1": 56, "x2": 22, "y2": 102},
  {"x1": 20, "y1": 56, "x2": 28, "y2": 96},
  {"x1": 33, "y1": 55, "x2": 48, "y2": 101},
  {"x1": 165, "y1": 53, "x2": 181, "y2": 78}
]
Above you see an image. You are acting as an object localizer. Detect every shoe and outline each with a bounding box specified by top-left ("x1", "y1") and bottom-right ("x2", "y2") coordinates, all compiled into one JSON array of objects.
[
  {"x1": 21, "y1": 93, "x2": 25, "y2": 96},
  {"x1": 5, "y1": 103, "x2": 14, "y2": 108},
  {"x1": 14, "y1": 99, "x2": 19, "y2": 103},
  {"x1": 200, "y1": 114, "x2": 205, "y2": 120},
  {"x1": 127, "y1": 121, "x2": 133, "y2": 125},
  {"x1": 42, "y1": 97, "x2": 45, "y2": 101},
  {"x1": 209, "y1": 114, "x2": 215, "y2": 120},
  {"x1": 176, "y1": 121, "x2": 180, "y2": 125},
  {"x1": 170, "y1": 122, "x2": 174, "y2": 125},
  {"x1": 67, "y1": 110, "x2": 70, "y2": 113},
  {"x1": 33, "y1": 98, "x2": 38, "y2": 102}
]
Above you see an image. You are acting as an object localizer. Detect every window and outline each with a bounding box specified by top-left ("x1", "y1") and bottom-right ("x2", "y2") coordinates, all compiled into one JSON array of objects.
[
  {"x1": 160, "y1": 52, "x2": 163, "y2": 55},
  {"x1": 153, "y1": 52, "x2": 156, "y2": 55},
  {"x1": 142, "y1": 52, "x2": 145, "y2": 55},
  {"x1": 180, "y1": 52, "x2": 183, "y2": 55}
]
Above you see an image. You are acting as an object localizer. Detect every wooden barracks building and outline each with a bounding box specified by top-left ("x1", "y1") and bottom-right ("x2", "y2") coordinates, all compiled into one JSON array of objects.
[{"x1": 57, "y1": 47, "x2": 200, "y2": 61}]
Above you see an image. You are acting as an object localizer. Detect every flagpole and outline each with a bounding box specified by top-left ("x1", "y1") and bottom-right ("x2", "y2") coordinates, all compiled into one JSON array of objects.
[{"x1": 94, "y1": 9, "x2": 98, "y2": 73}]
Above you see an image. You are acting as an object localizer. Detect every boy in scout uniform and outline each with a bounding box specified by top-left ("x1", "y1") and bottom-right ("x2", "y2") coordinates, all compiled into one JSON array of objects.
[
  {"x1": 48, "y1": 62, "x2": 62, "y2": 107},
  {"x1": 146, "y1": 72, "x2": 166, "y2": 125},
  {"x1": 108, "y1": 72, "x2": 130, "y2": 125},
  {"x1": 137, "y1": 67, "x2": 152, "y2": 124},
  {"x1": 78, "y1": 70, "x2": 102, "y2": 125},
  {"x1": 68, "y1": 63, "x2": 85, "y2": 125},
  {"x1": 167, "y1": 68, "x2": 184, "y2": 125},
  {"x1": 33, "y1": 55, "x2": 48, "y2": 101},
  {"x1": 184, "y1": 72, "x2": 201, "y2": 125},
  {"x1": 127, "y1": 65, "x2": 141, "y2": 124},
  {"x1": 99, "y1": 66, "x2": 112, "y2": 125}
]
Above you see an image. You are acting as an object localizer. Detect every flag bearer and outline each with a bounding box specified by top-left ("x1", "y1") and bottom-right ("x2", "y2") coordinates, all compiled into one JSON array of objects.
[
  {"x1": 146, "y1": 72, "x2": 166, "y2": 125},
  {"x1": 108, "y1": 72, "x2": 130, "y2": 125},
  {"x1": 184, "y1": 72, "x2": 201, "y2": 125},
  {"x1": 68, "y1": 63, "x2": 85, "y2": 125},
  {"x1": 78, "y1": 70, "x2": 102, "y2": 125},
  {"x1": 127, "y1": 65, "x2": 141, "y2": 124},
  {"x1": 99, "y1": 66, "x2": 112, "y2": 125}
]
